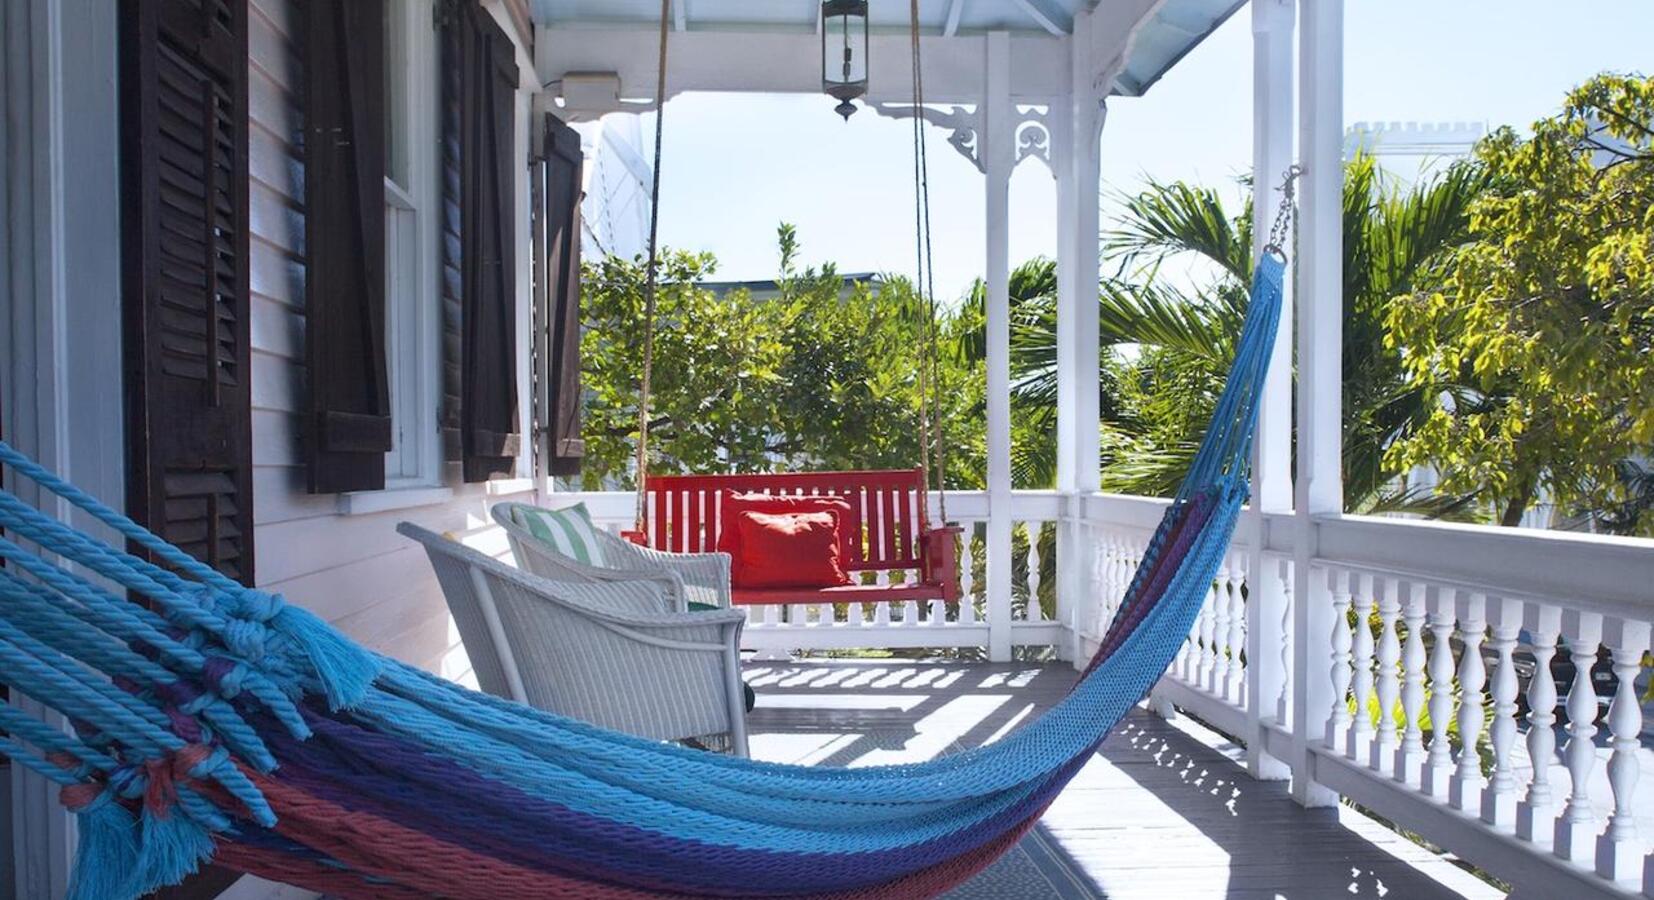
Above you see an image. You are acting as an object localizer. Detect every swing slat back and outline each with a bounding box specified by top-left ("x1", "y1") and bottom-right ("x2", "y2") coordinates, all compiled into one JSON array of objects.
[{"x1": 643, "y1": 469, "x2": 929, "y2": 571}]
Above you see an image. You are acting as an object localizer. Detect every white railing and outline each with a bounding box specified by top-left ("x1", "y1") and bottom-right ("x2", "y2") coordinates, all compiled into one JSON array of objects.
[
  {"x1": 547, "y1": 489, "x2": 1067, "y2": 656},
  {"x1": 1080, "y1": 495, "x2": 1654, "y2": 900},
  {"x1": 525, "y1": 486, "x2": 1653, "y2": 897}
]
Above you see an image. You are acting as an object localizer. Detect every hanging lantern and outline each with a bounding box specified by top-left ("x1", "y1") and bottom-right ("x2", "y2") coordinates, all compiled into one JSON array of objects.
[{"x1": 820, "y1": 0, "x2": 869, "y2": 120}]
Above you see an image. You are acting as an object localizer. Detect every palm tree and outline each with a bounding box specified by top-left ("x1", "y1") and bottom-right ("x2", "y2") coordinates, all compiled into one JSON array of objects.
[{"x1": 965, "y1": 154, "x2": 1489, "y2": 513}]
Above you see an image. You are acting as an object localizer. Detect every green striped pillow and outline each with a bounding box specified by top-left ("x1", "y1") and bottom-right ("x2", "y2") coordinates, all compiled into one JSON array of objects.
[{"x1": 510, "y1": 503, "x2": 607, "y2": 567}]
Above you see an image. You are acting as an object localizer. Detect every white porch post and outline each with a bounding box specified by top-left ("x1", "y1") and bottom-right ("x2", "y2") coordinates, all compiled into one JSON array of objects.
[
  {"x1": 984, "y1": 30, "x2": 1015, "y2": 663},
  {"x1": 1244, "y1": 0, "x2": 1296, "y2": 782},
  {"x1": 1289, "y1": 0, "x2": 1344, "y2": 809},
  {"x1": 1054, "y1": 10, "x2": 1104, "y2": 666}
]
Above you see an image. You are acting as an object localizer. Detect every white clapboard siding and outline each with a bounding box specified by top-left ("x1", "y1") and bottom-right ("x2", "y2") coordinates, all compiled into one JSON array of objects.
[{"x1": 245, "y1": 0, "x2": 530, "y2": 690}]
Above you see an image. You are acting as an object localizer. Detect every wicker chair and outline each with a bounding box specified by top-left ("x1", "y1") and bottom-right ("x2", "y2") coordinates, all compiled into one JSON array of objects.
[
  {"x1": 397, "y1": 523, "x2": 750, "y2": 756},
  {"x1": 489, "y1": 501, "x2": 732, "y2": 610}
]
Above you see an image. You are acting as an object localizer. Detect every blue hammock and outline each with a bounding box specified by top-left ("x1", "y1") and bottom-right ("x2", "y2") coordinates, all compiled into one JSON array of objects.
[{"x1": 0, "y1": 254, "x2": 1283, "y2": 900}]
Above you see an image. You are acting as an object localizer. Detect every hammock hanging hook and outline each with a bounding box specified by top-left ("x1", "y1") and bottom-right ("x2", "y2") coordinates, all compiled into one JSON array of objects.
[{"x1": 1263, "y1": 163, "x2": 1303, "y2": 263}]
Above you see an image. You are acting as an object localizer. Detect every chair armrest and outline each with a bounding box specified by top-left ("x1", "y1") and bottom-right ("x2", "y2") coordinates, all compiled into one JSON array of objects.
[
  {"x1": 597, "y1": 531, "x2": 733, "y2": 609},
  {"x1": 922, "y1": 526, "x2": 964, "y2": 603}
]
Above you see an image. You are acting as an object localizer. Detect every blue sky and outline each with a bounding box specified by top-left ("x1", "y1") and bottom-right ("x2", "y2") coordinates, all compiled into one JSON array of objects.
[{"x1": 647, "y1": 1, "x2": 1650, "y2": 302}]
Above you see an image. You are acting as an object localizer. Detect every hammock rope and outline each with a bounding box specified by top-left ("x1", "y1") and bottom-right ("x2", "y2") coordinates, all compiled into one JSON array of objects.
[{"x1": 0, "y1": 177, "x2": 1296, "y2": 898}]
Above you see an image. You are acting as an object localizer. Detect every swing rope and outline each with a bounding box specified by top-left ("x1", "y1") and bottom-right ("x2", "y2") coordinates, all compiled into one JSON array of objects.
[
  {"x1": 909, "y1": 0, "x2": 949, "y2": 523},
  {"x1": 634, "y1": 0, "x2": 671, "y2": 533}
]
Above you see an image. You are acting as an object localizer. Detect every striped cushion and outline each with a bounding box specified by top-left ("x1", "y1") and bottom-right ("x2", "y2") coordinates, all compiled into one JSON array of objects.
[{"x1": 510, "y1": 503, "x2": 607, "y2": 566}]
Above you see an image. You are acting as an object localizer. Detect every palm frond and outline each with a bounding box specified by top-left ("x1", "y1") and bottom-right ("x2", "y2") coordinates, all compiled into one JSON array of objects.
[{"x1": 1105, "y1": 179, "x2": 1251, "y2": 283}]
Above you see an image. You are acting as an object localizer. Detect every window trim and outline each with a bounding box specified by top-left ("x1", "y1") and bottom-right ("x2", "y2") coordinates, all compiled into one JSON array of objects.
[{"x1": 367, "y1": 0, "x2": 444, "y2": 497}]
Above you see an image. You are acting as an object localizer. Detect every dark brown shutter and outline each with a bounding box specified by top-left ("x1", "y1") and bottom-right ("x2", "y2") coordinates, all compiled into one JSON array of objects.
[
  {"x1": 438, "y1": 3, "x2": 464, "y2": 464},
  {"x1": 538, "y1": 114, "x2": 585, "y2": 476},
  {"x1": 457, "y1": 4, "x2": 521, "y2": 482},
  {"x1": 302, "y1": 0, "x2": 390, "y2": 494},
  {"x1": 121, "y1": 0, "x2": 254, "y2": 586}
]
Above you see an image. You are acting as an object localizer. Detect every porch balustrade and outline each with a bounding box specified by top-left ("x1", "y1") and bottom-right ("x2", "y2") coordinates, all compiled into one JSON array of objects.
[{"x1": 544, "y1": 486, "x2": 1653, "y2": 899}]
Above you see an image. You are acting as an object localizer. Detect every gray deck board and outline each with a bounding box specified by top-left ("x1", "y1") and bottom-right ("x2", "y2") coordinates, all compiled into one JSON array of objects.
[{"x1": 744, "y1": 659, "x2": 1505, "y2": 900}]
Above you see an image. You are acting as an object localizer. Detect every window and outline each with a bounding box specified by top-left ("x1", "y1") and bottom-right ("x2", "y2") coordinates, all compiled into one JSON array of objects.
[{"x1": 382, "y1": 0, "x2": 442, "y2": 487}]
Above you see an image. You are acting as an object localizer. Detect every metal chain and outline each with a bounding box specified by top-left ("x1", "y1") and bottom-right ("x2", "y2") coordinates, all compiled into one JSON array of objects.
[{"x1": 1263, "y1": 164, "x2": 1303, "y2": 261}]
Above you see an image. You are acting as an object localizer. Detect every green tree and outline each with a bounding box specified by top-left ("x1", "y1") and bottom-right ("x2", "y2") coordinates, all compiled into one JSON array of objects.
[
  {"x1": 1385, "y1": 74, "x2": 1654, "y2": 531},
  {"x1": 579, "y1": 224, "x2": 983, "y2": 488},
  {"x1": 1097, "y1": 154, "x2": 1489, "y2": 512}
]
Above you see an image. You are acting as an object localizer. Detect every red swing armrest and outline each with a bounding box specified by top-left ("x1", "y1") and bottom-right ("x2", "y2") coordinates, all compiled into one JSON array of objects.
[
  {"x1": 620, "y1": 530, "x2": 649, "y2": 546},
  {"x1": 921, "y1": 526, "x2": 964, "y2": 603}
]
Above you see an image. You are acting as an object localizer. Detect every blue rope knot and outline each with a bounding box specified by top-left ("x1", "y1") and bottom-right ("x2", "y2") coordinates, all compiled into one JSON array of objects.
[
  {"x1": 222, "y1": 588, "x2": 285, "y2": 624},
  {"x1": 202, "y1": 656, "x2": 249, "y2": 699},
  {"x1": 219, "y1": 617, "x2": 269, "y2": 661}
]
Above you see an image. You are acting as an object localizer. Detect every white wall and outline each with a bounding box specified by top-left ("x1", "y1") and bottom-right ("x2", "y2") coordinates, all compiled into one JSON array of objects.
[{"x1": 246, "y1": 0, "x2": 535, "y2": 686}]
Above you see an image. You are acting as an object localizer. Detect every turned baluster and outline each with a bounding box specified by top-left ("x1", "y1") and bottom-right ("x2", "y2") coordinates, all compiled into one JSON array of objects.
[
  {"x1": 956, "y1": 526, "x2": 976, "y2": 625},
  {"x1": 1554, "y1": 612, "x2": 1603, "y2": 866},
  {"x1": 1197, "y1": 584, "x2": 1218, "y2": 688},
  {"x1": 1208, "y1": 563, "x2": 1231, "y2": 695},
  {"x1": 1370, "y1": 577, "x2": 1401, "y2": 774},
  {"x1": 1421, "y1": 586, "x2": 1458, "y2": 800},
  {"x1": 1348, "y1": 573, "x2": 1377, "y2": 759},
  {"x1": 1394, "y1": 581, "x2": 1428, "y2": 785},
  {"x1": 1025, "y1": 526, "x2": 1043, "y2": 623},
  {"x1": 1276, "y1": 557, "x2": 1293, "y2": 726},
  {"x1": 1224, "y1": 553, "x2": 1247, "y2": 704},
  {"x1": 1516, "y1": 609, "x2": 1562, "y2": 845},
  {"x1": 1449, "y1": 592, "x2": 1488, "y2": 813},
  {"x1": 1481, "y1": 597, "x2": 1522, "y2": 829},
  {"x1": 1596, "y1": 621, "x2": 1651, "y2": 884},
  {"x1": 1325, "y1": 567, "x2": 1354, "y2": 750}
]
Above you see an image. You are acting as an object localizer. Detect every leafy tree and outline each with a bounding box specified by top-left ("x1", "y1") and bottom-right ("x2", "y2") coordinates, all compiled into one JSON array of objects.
[
  {"x1": 1098, "y1": 155, "x2": 1488, "y2": 513},
  {"x1": 1385, "y1": 74, "x2": 1654, "y2": 531},
  {"x1": 578, "y1": 225, "x2": 984, "y2": 489}
]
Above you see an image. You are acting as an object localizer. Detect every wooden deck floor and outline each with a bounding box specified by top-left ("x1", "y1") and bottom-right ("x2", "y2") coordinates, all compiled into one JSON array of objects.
[{"x1": 744, "y1": 659, "x2": 1505, "y2": 900}]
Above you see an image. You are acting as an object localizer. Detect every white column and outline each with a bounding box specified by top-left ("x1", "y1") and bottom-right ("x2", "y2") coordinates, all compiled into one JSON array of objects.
[
  {"x1": 983, "y1": 30, "x2": 1015, "y2": 663},
  {"x1": 4, "y1": 2, "x2": 125, "y2": 897},
  {"x1": 1289, "y1": 0, "x2": 1343, "y2": 810},
  {"x1": 1054, "y1": 8, "x2": 1105, "y2": 667}
]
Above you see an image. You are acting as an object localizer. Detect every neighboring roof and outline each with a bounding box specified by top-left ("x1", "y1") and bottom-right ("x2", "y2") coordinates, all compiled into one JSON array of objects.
[
  {"x1": 700, "y1": 273, "x2": 884, "y2": 296},
  {"x1": 530, "y1": 0, "x2": 1241, "y2": 97}
]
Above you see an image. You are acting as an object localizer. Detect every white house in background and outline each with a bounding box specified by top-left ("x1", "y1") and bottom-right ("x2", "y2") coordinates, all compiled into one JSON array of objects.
[
  {"x1": 575, "y1": 115, "x2": 654, "y2": 261},
  {"x1": 1344, "y1": 119, "x2": 1486, "y2": 181}
]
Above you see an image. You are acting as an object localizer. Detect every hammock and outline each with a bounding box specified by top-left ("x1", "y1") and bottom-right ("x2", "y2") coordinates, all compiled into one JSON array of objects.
[{"x1": 0, "y1": 252, "x2": 1282, "y2": 899}]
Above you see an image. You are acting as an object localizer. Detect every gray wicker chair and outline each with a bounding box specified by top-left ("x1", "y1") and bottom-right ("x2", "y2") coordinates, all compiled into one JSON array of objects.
[
  {"x1": 397, "y1": 522, "x2": 750, "y2": 756},
  {"x1": 489, "y1": 501, "x2": 733, "y2": 610}
]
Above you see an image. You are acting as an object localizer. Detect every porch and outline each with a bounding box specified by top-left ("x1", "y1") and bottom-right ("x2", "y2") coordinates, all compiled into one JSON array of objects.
[
  {"x1": 742, "y1": 659, "x2": 1502, "y2": 900},
  {"x1": 452, "y1": 486, "x2": 1654, "y2": 899}
]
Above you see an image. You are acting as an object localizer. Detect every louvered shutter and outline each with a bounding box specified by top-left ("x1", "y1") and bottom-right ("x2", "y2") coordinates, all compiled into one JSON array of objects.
[
  {"x1": 439, "y1": 6, "x2": 464, "y2": 463},
  {"x1": 303, "y1": 0, "x2": 390, "y2": 494},
  {"x1": 458, "y1": 5, "x2": 521, "y2": 482},
  {"x1": 538, "y1": 114, "x2": 585, "y2": 476},
  {"x1": 121, "y1": 0, "x2": 254, "y2": 585}
]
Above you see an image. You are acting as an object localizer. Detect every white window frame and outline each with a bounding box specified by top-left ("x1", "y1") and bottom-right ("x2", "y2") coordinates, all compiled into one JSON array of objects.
[{"x1": 378, "y1": 0, "x2": 444, "y2": 492}]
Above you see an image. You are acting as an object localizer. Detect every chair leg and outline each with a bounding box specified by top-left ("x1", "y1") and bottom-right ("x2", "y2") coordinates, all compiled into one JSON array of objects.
[{"x1": 724, "y1": 642, "x2": 750, "y2": 758}]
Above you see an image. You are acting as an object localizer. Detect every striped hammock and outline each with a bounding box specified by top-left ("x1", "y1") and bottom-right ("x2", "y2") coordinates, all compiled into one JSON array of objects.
[{"x1": 0, "y1": 255, "x2": 1283, "y2": 900}]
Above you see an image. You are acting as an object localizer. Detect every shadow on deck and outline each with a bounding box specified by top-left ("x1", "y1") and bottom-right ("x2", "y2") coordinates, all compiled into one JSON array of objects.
[{"x1": 743, "y1": 659, "x2": 1504, "y2": 900}]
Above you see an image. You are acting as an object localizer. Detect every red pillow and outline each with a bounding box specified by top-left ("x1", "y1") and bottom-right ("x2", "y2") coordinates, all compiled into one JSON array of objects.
[
  {"x1": 732, "y1": 511, "x2": 850, "y2": 589},
  {"x1": 717, "y1": 491, "x2": 860, "y2": 571}
]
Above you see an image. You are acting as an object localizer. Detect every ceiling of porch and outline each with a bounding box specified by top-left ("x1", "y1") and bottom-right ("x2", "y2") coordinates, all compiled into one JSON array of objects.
[{"x1": 531, "y1": 0, "x2": 1244, "y2": 97}]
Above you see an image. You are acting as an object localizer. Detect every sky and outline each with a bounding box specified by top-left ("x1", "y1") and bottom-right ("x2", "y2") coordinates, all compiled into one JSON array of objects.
[{"x1": 641, "y1": 1, "x2": 1651, "y2": 303}]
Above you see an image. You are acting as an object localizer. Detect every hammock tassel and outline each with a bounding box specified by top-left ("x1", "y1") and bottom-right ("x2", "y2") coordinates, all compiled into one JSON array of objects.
[
  {"x1": 135, "y1": 802, "x2": 215, "y2": 894},
  {"x1": 221, "y1": 587, "x2": 378, "y2": 711},
  {"x1": 64, "y1": 789, "x2": 140, "y2": 900}
]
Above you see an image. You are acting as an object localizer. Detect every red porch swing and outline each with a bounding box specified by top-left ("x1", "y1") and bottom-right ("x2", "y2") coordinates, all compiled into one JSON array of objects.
[{"x1": 620, "y1": 0, "x2": 961, "y2": 608}]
